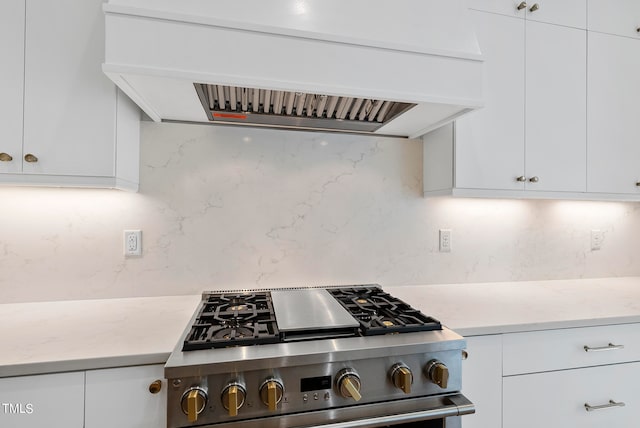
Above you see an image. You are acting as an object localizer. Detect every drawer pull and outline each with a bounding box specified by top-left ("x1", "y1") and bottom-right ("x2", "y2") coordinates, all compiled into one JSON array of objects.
[
  {"x1": 585, "y1": 400, "x2": 626, "y2": 412},
  {"x1": 583, "y1": 343, "x2": 624, "y2": 352}
]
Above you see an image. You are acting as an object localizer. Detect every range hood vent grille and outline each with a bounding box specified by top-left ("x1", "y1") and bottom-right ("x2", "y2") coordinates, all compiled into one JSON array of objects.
[{"x1": 194, "y1": 83, "x2": 416, "y2": 134}]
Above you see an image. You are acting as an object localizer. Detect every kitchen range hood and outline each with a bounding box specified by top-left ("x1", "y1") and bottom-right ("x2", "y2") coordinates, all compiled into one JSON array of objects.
[{"x1": 103, "y1": 0, "x2": 483, "y2": 138}]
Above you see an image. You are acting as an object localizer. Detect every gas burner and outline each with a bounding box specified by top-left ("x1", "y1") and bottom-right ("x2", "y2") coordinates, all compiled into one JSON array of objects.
[
  {"x1": 327, "y1": 286, "x2": 442, "y2": 335},
  {"x1": 182, "y1": 292, "x2": 280, "y2": 350},
  {"x1": 215, "y1": 327, "x2": 252, "y2": 339}
]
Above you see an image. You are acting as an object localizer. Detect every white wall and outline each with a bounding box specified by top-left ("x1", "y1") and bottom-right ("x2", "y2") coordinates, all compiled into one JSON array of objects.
[{"x1": 1, "y1": 122, "x2": 639, "y2": 303}]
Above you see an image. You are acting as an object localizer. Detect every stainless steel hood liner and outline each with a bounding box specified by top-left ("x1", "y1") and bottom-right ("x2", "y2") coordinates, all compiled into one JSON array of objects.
[
  {"x1": 194, "y1": 83, "x2": 416, "y2": 133},
  {"x1": 103, "y1": 0, "x2": 484, "y2": 138}
]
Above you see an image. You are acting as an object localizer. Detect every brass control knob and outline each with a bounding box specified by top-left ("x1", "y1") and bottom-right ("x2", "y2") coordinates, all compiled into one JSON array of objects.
[
  {"x1": 221, "y1": 382, "x2": 246, "y2": 417},
  {"x1": 180, "y1": 387, "x2": 208, "y2": 423},
  {"x1": 0, "y1": 153, "x2": 13, "y2": 162},
  {"x1": 390, "y1": 363, "x2": 413, "y2": 394},
  {"x1": 425, "y1": 360, "x2": 449, "y2": 389},
  {"x1": 259, "y1": 379, "x2": 284, "y2": 411},
  {"x1": 336, "y1": 369, "x2": 362, "y2": 402}
]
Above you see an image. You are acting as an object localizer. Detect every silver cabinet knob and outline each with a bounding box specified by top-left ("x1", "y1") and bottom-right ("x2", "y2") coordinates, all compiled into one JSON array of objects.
[
  {"x1": 24, "y1": 153, "x2": 38, "y2": 163},
  {"x1": 0, "y1": 153, "x2": 13, "y2": 162},
  {"x1": 529, "y1": 3, "x2": 539, "y2": 12},
  {"x1": 516, "y1": 1, "x2": 527, "y2": 10},
  {"x1": 529, "y1": 176, "x2": 539, "y2": 183},
  {"x1": 516, "y1": 176, "x2": 527, "y2": 182}
]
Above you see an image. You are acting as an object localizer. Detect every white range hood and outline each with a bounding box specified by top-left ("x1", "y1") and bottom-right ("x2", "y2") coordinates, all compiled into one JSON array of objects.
[{"x1": 103, "y1": 0, "x2": 483, "y2": 138}]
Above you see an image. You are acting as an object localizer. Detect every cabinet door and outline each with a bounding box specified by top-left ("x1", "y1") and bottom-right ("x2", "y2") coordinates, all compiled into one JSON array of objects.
[
  {"x1": 455, "y1": 10, "x2": 525, "y2": 191},
  {"x1": 462, "y1": 335, "x2": 502, "y2": 428},
  {"x1": 0, "y1": 371, "x2": 85, "y2": 428},
  {"x1": 525, "y1": 21, "x2": 586, "y2": 192},
  {"x1": 588, "y1": 0, "x2": 640, "y2": 38},
  {"x1": 467, "y1": 0, "x2": 527, "y2": 18},
  {"x1": 525, "y1": 0, "x2": 586, "y2": 29},
  {"x1": 23, "y1": 0, "x2": 116, "y2": 177},
  {"x1": 469, "y1": 0, "x2": 586, "y2": 29},
  {"x1": 503, "y1": 362, "x2": 640, "y2": 428},
  {"x1": 0, "y1": 0, "x2": 25, "y2": 174},
  {"x1": 85, "y1": 365, "x2": 166, "y2": 428},
  {"x1": 587, "y1": 32, "x2": 640, "y2": 195}
]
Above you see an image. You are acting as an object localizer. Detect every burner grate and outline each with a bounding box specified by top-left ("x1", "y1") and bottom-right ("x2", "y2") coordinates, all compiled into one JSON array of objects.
[
  {"x1": 327, "y1": 286, "x2": 442, "y2": 335},
  {"x1": 183, "y1": 292, "x2": 280, "y2": 350}
]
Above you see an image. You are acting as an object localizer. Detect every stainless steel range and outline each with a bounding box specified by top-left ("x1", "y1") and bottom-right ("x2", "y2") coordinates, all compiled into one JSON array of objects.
[{"x1": 165, "y1": 285, "x2": 474, "y2": 428}]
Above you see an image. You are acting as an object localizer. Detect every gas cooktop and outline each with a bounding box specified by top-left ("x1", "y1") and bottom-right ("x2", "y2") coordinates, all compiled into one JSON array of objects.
[
  {"x1": 165, "y1": 284, "x2": 472, "y2": 428},
  {"x1": 182, "y1": 285, "x2": 442, "y2": 350}
]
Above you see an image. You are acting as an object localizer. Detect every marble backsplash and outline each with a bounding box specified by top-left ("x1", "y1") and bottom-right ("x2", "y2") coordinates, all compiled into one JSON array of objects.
[{"x1": 1, "y1": 122, "x2": 640, "y2": 303}]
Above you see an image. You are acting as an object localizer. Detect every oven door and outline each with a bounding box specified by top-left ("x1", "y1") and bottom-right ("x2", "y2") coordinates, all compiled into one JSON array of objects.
[{"x1": 205, "y1": 393, "x2": 474, "y2": 428}]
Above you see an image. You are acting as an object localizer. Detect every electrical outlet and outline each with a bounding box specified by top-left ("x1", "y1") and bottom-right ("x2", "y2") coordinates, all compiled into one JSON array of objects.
[
  {"x1": 124, "y1": 230, "x2": 142, "y2": 256},
  {"x1": 439, "y1": 229, "x2": 452, "y2": 253},
  {"x1": 591, "y1": 230, "x2": 603, "y2": 251}
]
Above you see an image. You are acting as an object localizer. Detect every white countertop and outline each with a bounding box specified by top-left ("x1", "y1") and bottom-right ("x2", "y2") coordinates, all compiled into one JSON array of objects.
[
  {"x1": 0, "y1": 295, "x2": 201, "y2": 378},
  {"x1": 391, "y1": 276, "x2": 640, "y2": 336},
  {"x1": 2, "y1": 277, "x2": 640, "y2": 378}
]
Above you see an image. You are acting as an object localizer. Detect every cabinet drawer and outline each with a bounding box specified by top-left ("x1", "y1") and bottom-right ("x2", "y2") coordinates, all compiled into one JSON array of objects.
[
  {"x1": 588, "y1": 0, "x2": 640, "y2": 38},
  {"x1": 503, "y1": 323, "x2": 640, "y2": 375},
  {"x1": 503, "y1": 362, "x2": 640, "y2": 428}
]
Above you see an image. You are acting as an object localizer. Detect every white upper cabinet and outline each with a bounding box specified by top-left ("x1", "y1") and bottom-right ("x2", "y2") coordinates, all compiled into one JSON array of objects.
[
  {"x1": 469, "y1": 0, "x2": 586, "y2": 28},
  {"x1": 425, "y1": 6, "x2": 587, "y2": 197},
  {"x1": 522, "y1": 0, "x2": 586, "y2": 28},
  {"x1": 587, "y1": 32, "x2": 640, "y2": 195},
  {"x1": 588, "y1": 0, "x2": 640, "y2": 38},
  {"x1": 0, "y1": 1, "x2": 25, "y2": 174},
  {"x1": 524, "y1": 20, "x2": 586, "y2": 192},
  {"x1": 23, "y1": 0, "x2": 116, "y2": 177},
  {"x1": 454, "y1": 10, "x2": 525, "y2": 191},
  {"x1": 0, "y1": 0, "x2": 140, "y2": 190}
]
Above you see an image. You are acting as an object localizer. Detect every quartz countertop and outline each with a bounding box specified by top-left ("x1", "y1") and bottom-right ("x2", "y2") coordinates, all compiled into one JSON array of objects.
[
  {"x1": 0, "y1": 295, "x2": 201, "y2": 378},
  {"x1": 2, "y1": 277, "x2": 640, "y2": 378},
  {"x1": 391, "y1": 276, "x2": 640, "y2": 336}
]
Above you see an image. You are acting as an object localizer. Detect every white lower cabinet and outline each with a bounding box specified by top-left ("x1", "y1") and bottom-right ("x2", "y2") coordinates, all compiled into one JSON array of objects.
[
  {"x1": 462, "y1": 323, "x2": 640, "y2": 427},
  {"x1": 85, "y1": 364, "x2": 166, "y2": 428},
  {"x1": 0, "y1": 371, "x2": 85, "y2": 428},
  {"x1": 503, "y1": 323, "x2": 640, "y2": 375},
  {"x1": 503, "y1": 362, "x2": 640, "y2": 428},
  {"x1": 502, "y1": 323, "x2": 640, "y2": 428},
  {"x1": 461, "y1": 335, "x2": 503, "y2": 428}
]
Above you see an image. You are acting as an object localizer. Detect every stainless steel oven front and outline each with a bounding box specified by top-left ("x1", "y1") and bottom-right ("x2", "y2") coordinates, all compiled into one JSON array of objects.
[{"x1": 165, "y1": 287, "x2": 475, "y2": 428}]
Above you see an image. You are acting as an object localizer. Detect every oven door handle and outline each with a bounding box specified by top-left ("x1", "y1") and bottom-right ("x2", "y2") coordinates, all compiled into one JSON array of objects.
[
  {"x1": 189, "y1": 393, "x2": 475, "y2": 428},
  {"x1": 307, "y1": 394, "x2": 474, "y2": 428},
  {"x1": 310, "y1": 408, "x2": 462, "y2": 428}
]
